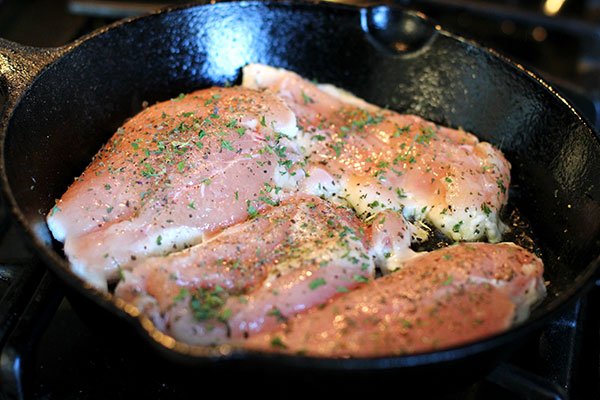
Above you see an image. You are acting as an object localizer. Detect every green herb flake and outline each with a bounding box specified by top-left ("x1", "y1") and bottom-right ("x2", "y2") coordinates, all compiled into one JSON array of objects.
[
  {"x1": 176, "y1": 161, "x2": 185, "y2": 173},
  {"x1": 236, "y1": 127, "x2": 246, "y2": 137},
  {"x1": 452, "y1": 221, "x2": 463, "y2": 233},
  {"x1": 481, "y1": 203, "x2": 492, "y2": 216},
  {"x1": 156, "y1": 235, "x2": 163, "y2": 245},
  {"x1": 336, "y1": 286, "x2": 350, "y2": 293},
  {"x1": 174, "y1": 288, "x2": 189, "y2": 302},
  {"x1": 219, "y1": 308, "x2": 233, "y2": 322},
  {"x1": 301, "y1": 90, "x2": 314, "y2": 105},
  {"x1": 442, "y1": 275, "x2": 454, "y2": 286},
  {"x1": 400, "y1": 319, "x2": 412, "y2": 328},
  {"x1": 267, "y1": 307, "x2": 287, "y2": 322},
  {"x1": 309, "y1": 278, "x2": 327, "y2": 290},
  {"x1": 174, "y1": 93, "x2": 186, "y2": 101},
  {"x1": 246, "y1": 200, "x2": 258, "y2": 219},
  {"x1": 270, "y1": 336, "x2": 287, "y2": 349},
  {"x1": 104, "y1": 184, "x2": 111, "y2": 190},
  {"x1": 415, "y1": 126, "x2": 436, "y2": 145},
  {"x1": 259, "y1": 115, "x2": 267, "y2": 127},
  {"x1": 106, "y1": 206, "x2": 114, "y2": 214},
  {"x1": 190, "y1": 287, "x2": 227, "y2": 321},
  {"x1": 353, "y1": 274, "x2": 369, "y2": 283},
  {"x1": 367, "y1": 200, "x2": 380, "y2": 209},
  {"x1": 392, "y1": 125, "x2": 411, "y2": 138},
  {"x1": 497, "y1": 178, "x2": 507, "y2": 194},
  {"x1": 220, "y1": 139, "x2": 234, "y2": 151},
  {"x1": 188, "y1": 201, "x2": 196, "y2": 210},
  {"x1": 445, "y1": 177, "x2": 453, "y2": 183},
  {"x1": 204, "y1": 93, "x2": 221, "y2": 106},
  {"x1": 331, "y1": 142, "x2": 343, "y2": 157}
]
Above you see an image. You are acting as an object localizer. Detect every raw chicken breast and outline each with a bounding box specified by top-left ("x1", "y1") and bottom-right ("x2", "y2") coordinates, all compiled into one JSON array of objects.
[
  {"x1": 47, "y1": 87, "x2": 302, "y2": 289},
  {"x1": 46, "y1": 65, "x2": 546, "y2": 356},
  {"x1": 243, "y1": 64, "x2": 511, "y2": 243},
  {"x1": 115, "y1": 196, "x2": 374, "y2": 345},
  {"x1": 367, "y1": 210, "x2": 418, "y2": 273},
  {"x1": 245, "y1": 242, "x2": 545, "y2": 357}
]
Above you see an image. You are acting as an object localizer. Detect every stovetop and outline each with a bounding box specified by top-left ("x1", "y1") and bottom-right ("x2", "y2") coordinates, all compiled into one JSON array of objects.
[{"x1": 0, "y1": 0, "x2": 599, "y2": 399}]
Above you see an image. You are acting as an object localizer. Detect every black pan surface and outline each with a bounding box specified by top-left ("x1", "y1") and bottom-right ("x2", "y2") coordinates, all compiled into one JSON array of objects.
[{"x1": 0, "y1": 0, "x2": 599, "y2": 384}]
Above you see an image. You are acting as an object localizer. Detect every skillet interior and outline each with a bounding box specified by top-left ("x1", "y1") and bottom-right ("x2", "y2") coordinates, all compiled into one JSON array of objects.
[{"x1": 1, "y1": 0, "x2": 600, "y2": 374}]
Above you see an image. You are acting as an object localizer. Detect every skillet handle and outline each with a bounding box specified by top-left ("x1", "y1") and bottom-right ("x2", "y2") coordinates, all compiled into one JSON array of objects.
[{"x1": 0, "y1": 38, "x2": 63, "y2": 112}]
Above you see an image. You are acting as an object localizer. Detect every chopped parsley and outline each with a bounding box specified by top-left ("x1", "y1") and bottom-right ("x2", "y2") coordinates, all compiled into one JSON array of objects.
[
  {"x1": 452, "y1": 221, "x2": 463, "y2": 233},
  {"x1": 190, "y1": 286, "x2": 228, "y2": 322},
  {"x1": 220, "y1": 139, "x2": 234, "y2": 151},
  {"x1": 497, "y1": 178, "x2": 507, "y2": 194},
  {"x1": 367, "y1": 200, "x2": 380, "y2": 209},
  {"x1": 267, "y1": 307, "x2": 287, "y2": 322},
  {"x1": 270, "y1": 336, "x2": 287, "y2": 349},
  {"x1": 481, "y1": 203, "x2": 492, "y2": 216},
  {"x1": 309, "y1": 278, "x2": 327, "y2": 290},
  {"x1": 442, "y1": 275, "x2": 454, "y2": 286},
  {"x1": 246, "y1": 200, "x2": 258, "y2": 218},
  {"x1": 174, "y1": 288, "x2": 189, "y2": 302},
  {"x1": 301, "y1": 90, "x2": 314, "y2": 105}
]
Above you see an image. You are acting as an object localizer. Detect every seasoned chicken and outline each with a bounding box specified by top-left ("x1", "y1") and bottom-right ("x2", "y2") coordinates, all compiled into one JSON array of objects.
[
  {"x1": 243, "y1": 64, "x2": 511, "y2": 245},
  {"x1": 367, "y1": 210, "x2": 418, "y2": 273},
  {"x1": 47, "y1": 87, "x2": 302, "y2": 289},
  {"x1": 115, "y1": 196, "x2": 374, "y2": 345},
  {"x1": 47, "y1": 65, "x2": 545, "y2": 355},
  {"x1": 245, "y1": 242, "x2": 545, "y2": 357}
]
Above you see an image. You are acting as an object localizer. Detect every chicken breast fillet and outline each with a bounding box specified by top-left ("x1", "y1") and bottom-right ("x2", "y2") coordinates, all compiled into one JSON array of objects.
[
  {"x1": 243, "y1": 64, "x2": 511, "y2": 245},
  {"x1": 115, "y1": 196, "x2": 374, "y2": 345},
  {"x1": 47, "y1": 65, "x2": 545, "y2": 355},
  {"x1": 47, "y1": 87, "x2": 302, "y2": 289},
  {"x1": 245, "y1": 242, "x2": 545, "y2": 357}
]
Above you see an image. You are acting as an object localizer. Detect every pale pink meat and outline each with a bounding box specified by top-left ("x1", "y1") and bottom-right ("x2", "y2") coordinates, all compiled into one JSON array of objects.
[
  {"x1": 367, "y1": 210, "x2": 418, "y2": 273},
  {"x1": 46, "y1": 66, "x2": 546, "y2": 355},
  {"x1": 245, "y1": 242, "x2": 545, "y2": 357},
  {"x1": 47, "y1": 87, "x2": 301, "y2": 289},
  {"x1": 115, "y1": 196, "x2": 374, "y2": 345},
  {"x1": 243, "y1": 64, "x2": 511, "y2": 243}
]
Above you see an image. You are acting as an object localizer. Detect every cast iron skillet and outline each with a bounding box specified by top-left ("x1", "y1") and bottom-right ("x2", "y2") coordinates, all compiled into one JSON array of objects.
[{"x1": 0, "y1": 0, "x2": 599, "y2": 386}]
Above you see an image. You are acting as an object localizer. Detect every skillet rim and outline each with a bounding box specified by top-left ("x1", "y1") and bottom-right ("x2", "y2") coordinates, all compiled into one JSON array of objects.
[{"x1": 0, "y1": 0, "x2": 599, "y2": 368}]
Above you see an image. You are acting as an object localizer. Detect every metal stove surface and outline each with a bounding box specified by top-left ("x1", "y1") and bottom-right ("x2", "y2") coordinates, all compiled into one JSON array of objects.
[{"x1": 0, "y1": 1, "x2": 599, "y2": 399}]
